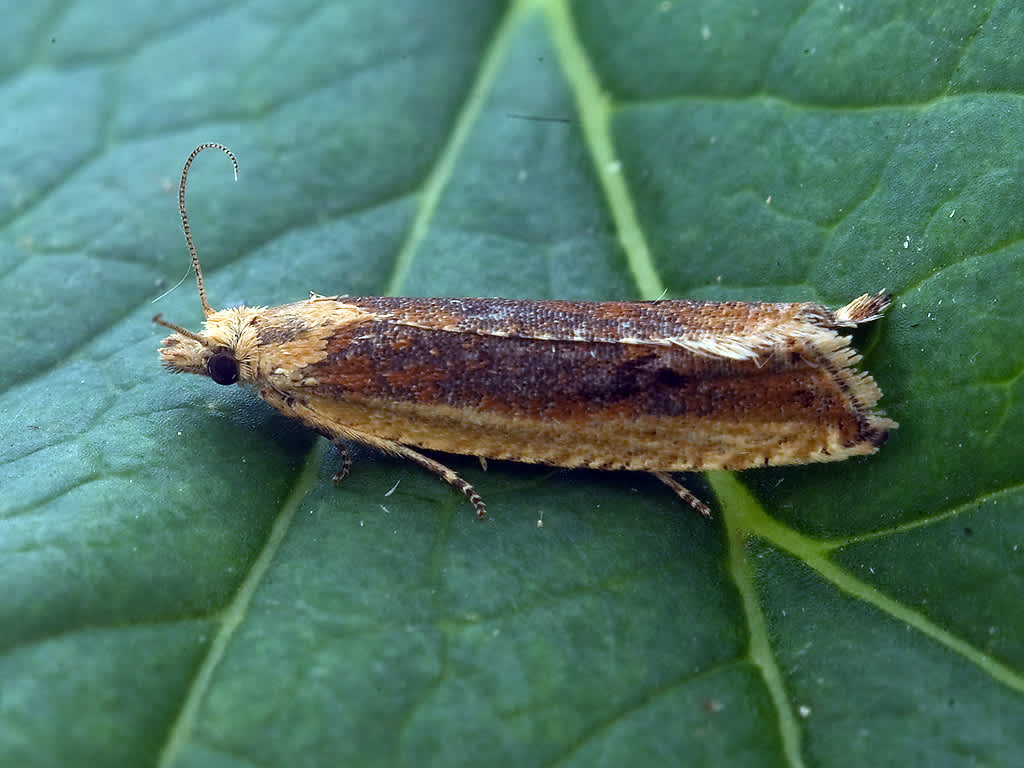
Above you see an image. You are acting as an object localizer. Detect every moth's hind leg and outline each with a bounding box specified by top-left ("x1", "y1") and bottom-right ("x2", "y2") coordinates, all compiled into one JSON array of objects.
[
  {"x1": 388, "y1": 443, "x2": 488, "y2": 520},
  {"x1": 651, "y1": 471, "x2": 712, "y2": 518}
]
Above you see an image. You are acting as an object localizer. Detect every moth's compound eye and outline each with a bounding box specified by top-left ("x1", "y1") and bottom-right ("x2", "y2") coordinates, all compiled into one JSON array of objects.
[{"x1": 207, "y1": 351, "x2": 240, "y2": 385}]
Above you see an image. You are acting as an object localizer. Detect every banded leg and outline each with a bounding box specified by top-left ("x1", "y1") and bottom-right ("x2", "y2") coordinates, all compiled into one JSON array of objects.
[
  {"x1": 389, "y1": 443, "x2": 488, "y2": 520},
  {"x1": 331, "y1": 441, "x2": 352, "y2": 485},
  {"x1": 651, "y1": 471, "x2": 712, "y2": 518}
]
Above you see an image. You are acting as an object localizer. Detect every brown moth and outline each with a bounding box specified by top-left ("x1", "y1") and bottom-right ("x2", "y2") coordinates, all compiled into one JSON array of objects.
[{"x1": 156, "y1": 143, "x2": 897, "y2": 519}]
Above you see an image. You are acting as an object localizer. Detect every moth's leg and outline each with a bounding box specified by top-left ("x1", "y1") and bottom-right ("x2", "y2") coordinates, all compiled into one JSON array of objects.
[
  {"x1": 388, "y1": 443, "x2": 488, "y2": 520},
  {"x1": 651, "y1": 471, "x2": 712, "y2": 518},
  {"x1": 331, "y1": 441, "x2": 352, "y2": 485}
]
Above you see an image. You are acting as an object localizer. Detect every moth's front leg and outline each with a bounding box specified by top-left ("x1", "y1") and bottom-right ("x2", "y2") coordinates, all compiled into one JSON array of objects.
[
  {"x1": 258, "y1": 387, "x2": 488, "y2": 520},
  {"x1": 377, "y1": 441, "x2": 488, "y2": 520},
  {"x1": 332, "y1": 435, "x2": 489, "y2": 520},
  {"x1": 331, "y1": 441, "x2": 351, "y2": 485}
]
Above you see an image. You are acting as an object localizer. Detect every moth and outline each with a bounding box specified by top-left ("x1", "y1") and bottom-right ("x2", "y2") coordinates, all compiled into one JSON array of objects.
[{"x1": 156, "y1": 143, "x2": 897, "y2": 518}]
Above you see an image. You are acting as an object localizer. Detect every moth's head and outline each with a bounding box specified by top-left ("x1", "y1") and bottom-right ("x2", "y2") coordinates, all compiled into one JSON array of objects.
[
  {"x1": 156, "y1": 306, "x2": 262, "y2": 385},
  {"x1": 155, "y1": 143, "x2": 254, "y2": 386}
]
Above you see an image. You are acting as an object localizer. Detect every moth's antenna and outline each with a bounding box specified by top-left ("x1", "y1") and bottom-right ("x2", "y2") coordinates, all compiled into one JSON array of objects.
[{"x1": 179, "y1": 143, "x2": 238, "y2": 318}]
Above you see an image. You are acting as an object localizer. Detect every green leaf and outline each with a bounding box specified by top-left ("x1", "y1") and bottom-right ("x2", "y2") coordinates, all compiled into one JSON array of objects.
[{"x1": 2, "y1": 1, "x2": 1023, "y2": 766}]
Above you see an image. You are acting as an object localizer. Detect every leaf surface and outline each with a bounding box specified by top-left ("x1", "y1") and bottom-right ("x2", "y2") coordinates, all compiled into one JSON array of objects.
[{"x1": 2, "y1": 1, "x2": 1022, "y2": 766}]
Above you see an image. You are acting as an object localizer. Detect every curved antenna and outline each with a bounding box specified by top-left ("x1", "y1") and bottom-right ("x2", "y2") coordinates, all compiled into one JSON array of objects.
[{"x1": 179, "y1": 143, "x2": 238, "y2": 318}]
